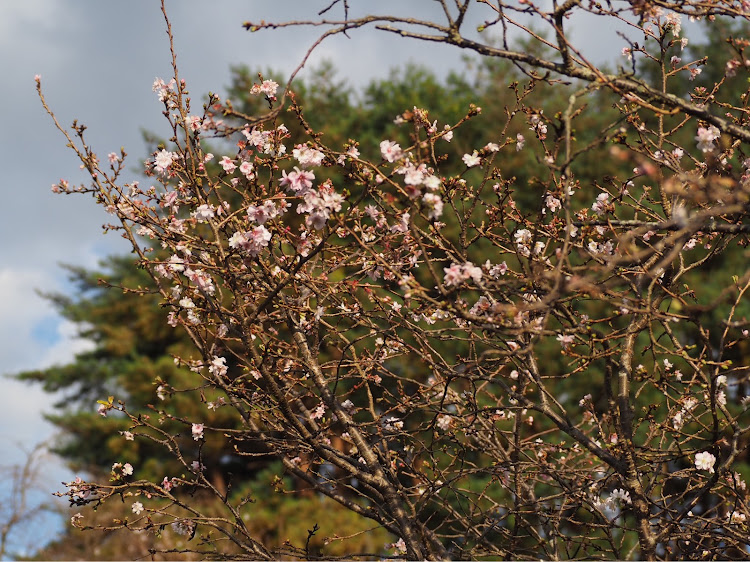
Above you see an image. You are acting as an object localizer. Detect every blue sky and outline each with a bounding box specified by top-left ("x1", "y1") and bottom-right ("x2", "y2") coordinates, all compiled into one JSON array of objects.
[{"x1": 0, "y1": 0, "x2": 663, "y2": 554}]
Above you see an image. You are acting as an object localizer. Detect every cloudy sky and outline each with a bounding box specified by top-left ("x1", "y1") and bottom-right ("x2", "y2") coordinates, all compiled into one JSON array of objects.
[{"x1": 0, "y1": 0, "x2": 654, "y2": 552}]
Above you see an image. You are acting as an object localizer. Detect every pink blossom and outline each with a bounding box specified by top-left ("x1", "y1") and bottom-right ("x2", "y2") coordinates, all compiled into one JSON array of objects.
[
  {"x1": 665, "y1": 12, "x2": 681, "y2": 36},
  {"x1": 228, "y1": 225, "x2": 272, "y2": 256},
  {"x1": 185, "y1": 115, "x2": 202, "y2": 132},
  {"x1": 443, "y1": 262, "x2": 483, "y2": 286},
  {"x1": 239, "y1": 161, "x2": 254, "y2": 179},
  {"x1": 695, "y1": 451, "x2": 716, "y2": 473},
  {"x1": 208, "y1": 356, "x2": 228, "y2": 378},
  {"x1": 192, "y1": 204, "x2": 215, "y2": 222},
  {"x1": 401, "y1": 163, "x2": 426, "y2": 186},
  {"x1": 311, "y1": 403, "x2": 326, "y2": 420},
  {"x1": 462, "y1": 151, "x2": 481, "y2": 167},
  {"x1": 529, "y1": 114, "x2": 547, "y2": 137},
  {"x1": 391, "y1": 538, "x2": 407, "y2": 554},
  {"x1": 726, "y1": 59, "x2": 741, "y2": 78},
  {"x1": 591, "y1": 192, "x2": 610, "y2": 214},
  {"x1": 556, "y1": 334, "x2": 575, "y2": 348},
  {"x1": 380, "y1": 140, "x2": 403, "y2": 162},
  {"x1": 489, "y1": 261, "x2": 508, "y2": 278},
  {"x1": 293, "y1": 145, "x2": 325, "y2": 168},
  {"x1": 246, "y1": 200, "x2": 278, "y2": 224},
  {"x1": 154, "y1": 149, "x2": 175, "y2": 174},
  {"x1": 185, "y1": 268, "x2": 216, "y2": 295},
  {"x1": 545, "y1": 195, "x2": 561, "y2": 213},
  {"x1": 695, "y1": 125, "x2": 720, "y2": 152},
  {"x1": 251, "y1": 79, "x2": 279, "y2": 97},
  {"x1": 280, "y1": 167, "x2": 315, "y2": 194},
  {"x1": 220, "y1": 156, "x2": 237, "y2": 173},
  {"x1": 191, "y1": 423, "x2": 204, "y2": 441},
  {"x1": 296, "y1": 184, "x2": 344, "y2": 230},
  {"x1": 422, "y1": 193, "x2": 444, "y2": 219}
]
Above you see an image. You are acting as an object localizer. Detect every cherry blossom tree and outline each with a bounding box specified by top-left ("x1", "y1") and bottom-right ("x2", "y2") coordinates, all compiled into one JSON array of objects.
[{"x1": 36, "y1": 0, "x2": 750, "y2": 559}]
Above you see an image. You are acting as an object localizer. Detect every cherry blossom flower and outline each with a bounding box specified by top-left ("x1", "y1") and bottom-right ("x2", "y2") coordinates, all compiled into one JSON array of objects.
[
  {"x1": 401, "y1": 162, "x2": 427, "y2": 186},
  {"x1": 220, "y1": 156, "x2": 237, "y2": 173},
  {"x1": 443, "y1": 262, "x2": 483, "y2": 286},
  {"x1": 251, "y1": 79, "x2": 279, "y2": 97},
  {"x1": 152, "y1": 77, "x2": 175, "y2": 102},
  {"x1": 462, "y1": 151, "x2": 481, "y2": 167},
  {"x1": 185, "y1": 115, "x2": 202, "y2": 132},
  {"x1": 545, "y1": 194, "x2": 561, "y2": 214},
  {"x1": 422, "y1": 192, "x2": 444, "y2": 219},
  {"x1": 293, "y1": 145, "x2": 325, "y2": 168},
  {"x1": 529, "y1": 114, "x2": 547, "y2": 137},
  {"x1": 516, "y1": 133, "x2": 525, "y2": 151},
  {"x1": 132, "y1": 501, "x2": 144, "y2": 515},
  {"x1": 208, "y1": 356, "x2": 228, "y2": 378},
  {"x1": 191, "y1": 423, "x2": 205, "y2": 441},
  {"x1": 728, "y1": 511, "x2": 747, "y2": 524},
  {"x1": 341, "y1": 399, "x2": 355, "y2": 411},
  {"x1": 436, "y1": 415, "x2": 452, "y2": 431},
  {"x1": 556, "y1": 334, "x2": 575, "y2": 349},
  {"x1": 726, "y1": 59, "x2": 741, "y2": 78},
  {"x1": 384, "y1": 416, "x2": 404, "y2": 431},
  {"x1": 665, "y1": 12, "x2": 681, "y2": 36},
  {"x1": 380, "y1": 140, "x2": 403, "y2": 162},
  {"x1": 610, "y1": 488, "x2": 632, "y2": 504},
  {"x1": 239, "y1": 161, "x2": 254, "y2": 179},
  {"x1": 514, "y1": 228, "x2": 533, "y2": 256},
  {"x1": 154, "y1": 149, "x2": 175, "y2": 174},
  {"x1": 695, "y1": 451, "x2": 716, "y2": 473},
  {"x1": 228, "y1": 225, "x2": 272, "y2": 256},
  {"x1": 421, "y1": 175, "x2": 440, "y2": 191},
  {"x1": 695, "y1": 125, "x2": 720, "y2": 152},
  {"x1": 280, "y1": 167, "x2": 315, "y2": 194},
  {"x1": 391, "y1": 538, "x2": 407, "y2": 554},
  {"x1": 311, "y1": 403, "x2": 326, "y2": 420},
  {"x1": 246, "y1": 200, "x2": 279, "y2": 224},
  {"x1": 192, "y1": 204, "x2": 215, "y2": 222},
  {"x1": 591, "y1": 192, "x2": 610, "y2": 214},
  {"x1": 296, "y1": 184, "x2": 345, "y2": 230}
]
